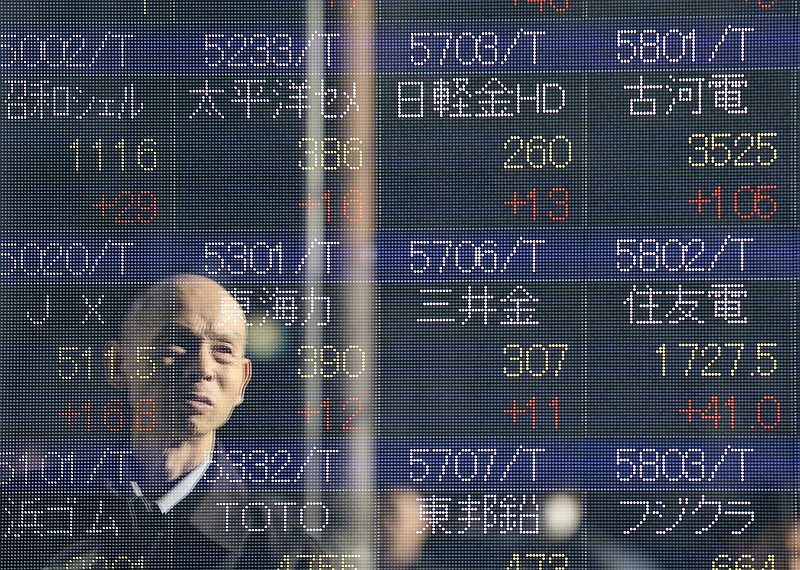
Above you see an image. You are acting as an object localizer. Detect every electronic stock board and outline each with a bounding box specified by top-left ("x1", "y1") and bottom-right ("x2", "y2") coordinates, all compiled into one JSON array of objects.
[{"x1": 0, "y1": 0, "x2": 797, "y2": 568}]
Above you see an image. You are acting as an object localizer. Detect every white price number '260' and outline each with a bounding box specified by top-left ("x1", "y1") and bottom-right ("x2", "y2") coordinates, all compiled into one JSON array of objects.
[{"x1": 504, "y1": 136, "x2": 572, "y2": 169}]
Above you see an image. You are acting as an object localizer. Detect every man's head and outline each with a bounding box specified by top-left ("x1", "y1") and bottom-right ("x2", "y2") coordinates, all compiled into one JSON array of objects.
[{"x1": 107, "y1": 275, "x2": 251, "y2": 440}]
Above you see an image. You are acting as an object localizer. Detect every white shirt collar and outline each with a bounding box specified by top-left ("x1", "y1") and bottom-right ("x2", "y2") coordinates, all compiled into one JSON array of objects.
[
  {"x1": 130, "y1": 458, "x2": 211, "y2": 514},
  {"x1": 157, "y1": 458, "x2": 211, "y2": 514}
]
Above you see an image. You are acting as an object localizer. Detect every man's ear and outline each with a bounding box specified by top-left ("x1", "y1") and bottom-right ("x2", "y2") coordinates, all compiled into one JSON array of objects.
[
  {"x1": 104, "y1": 341, "x2": 128, "y2": 389},
  {"x1": 235, "y1": 358, "x2": 252, "y2": 406}
]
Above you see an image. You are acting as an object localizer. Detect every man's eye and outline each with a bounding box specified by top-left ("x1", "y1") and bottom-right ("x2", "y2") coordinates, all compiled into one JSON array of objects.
[{"x1": 213, "y1": 345, "x2": 233, "y2": 354}]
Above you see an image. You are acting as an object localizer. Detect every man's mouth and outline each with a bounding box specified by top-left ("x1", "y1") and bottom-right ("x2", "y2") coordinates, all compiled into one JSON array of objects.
[{"x1": 184, "y1": 393, "x2": 214, "y2": 412}]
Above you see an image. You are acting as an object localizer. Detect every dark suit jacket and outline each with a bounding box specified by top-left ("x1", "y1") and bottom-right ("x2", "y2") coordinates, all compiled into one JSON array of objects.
[{"x1": 36, "y1": 451, "x2": 318, "y2": 570}]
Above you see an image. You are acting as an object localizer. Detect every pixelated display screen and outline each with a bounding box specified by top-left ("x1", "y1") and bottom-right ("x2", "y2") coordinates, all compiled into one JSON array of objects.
[{"x1": 0, "y1": 0, "x2": 797, "y2": 568}]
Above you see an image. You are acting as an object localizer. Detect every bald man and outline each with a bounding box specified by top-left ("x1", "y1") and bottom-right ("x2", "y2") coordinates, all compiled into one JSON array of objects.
[
  {"x1": 42, "y1": 275, "x2": 315, "y2": 570},
  {"x1": 110, "y1": 274, "x2": 252, "y2": 486}
]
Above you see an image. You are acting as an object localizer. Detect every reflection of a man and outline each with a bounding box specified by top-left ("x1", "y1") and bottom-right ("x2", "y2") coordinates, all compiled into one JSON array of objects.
[
  {"x1": 43, "y1": 274, "x2": 314, "y2": 569},
  {"x1": 110, "y1": 273, "x2": 251, "y2": 489}
]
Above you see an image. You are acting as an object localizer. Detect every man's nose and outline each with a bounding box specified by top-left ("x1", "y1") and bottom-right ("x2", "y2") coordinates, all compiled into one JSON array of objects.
[{"x1": 184, "y1": 345, "x2": 215, "y2": 380}]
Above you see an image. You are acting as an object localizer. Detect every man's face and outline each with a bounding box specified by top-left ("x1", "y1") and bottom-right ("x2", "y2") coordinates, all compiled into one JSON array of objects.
[{"x1": 122, "y1": 279, "x2": 251, "y2": 439}]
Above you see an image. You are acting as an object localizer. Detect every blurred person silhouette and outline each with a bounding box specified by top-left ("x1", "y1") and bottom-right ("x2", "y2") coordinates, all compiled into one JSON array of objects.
[
  {"x1": 788, "y1": 521, "x2": 799, "y2": 570},
  {"x1": 38, "y1": 275, "x2": 316, "y2": 569}
]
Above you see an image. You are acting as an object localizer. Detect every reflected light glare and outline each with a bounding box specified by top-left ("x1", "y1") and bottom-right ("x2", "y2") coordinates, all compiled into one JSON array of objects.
[
  {"x1": 543, "y1": 493, "x2": 581, "y2": 540},
  {"x1": 245, "y1": 314, "x2": 286, "y2": 360}
]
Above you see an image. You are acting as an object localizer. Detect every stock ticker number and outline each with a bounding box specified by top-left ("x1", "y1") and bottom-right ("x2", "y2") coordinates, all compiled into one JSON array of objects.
[
  {"x1": 92, "y1": 191, "x2": 157, "y2": 223},
  {"x1": 616, "y1": 29, "x2": 699, "y2": 64},
  {"x1": 503, "y1": 136, "x2": 572, "y2": 169},
  {"x1": 741, "y1": 0, "x2": 778, "y2": 7},
  {"x1": 616, "y1": 446, "x2": 752, "y2": 483},
  {"x1": 70, "y1": 138, "x2": 158, "y2": 172},
  {"x1": 689, "y1": 186, "x2": 777, "y2": 220},
  {"x1": 296, "y1": 397, "x2": 363, "y2": 431},
  {"x1": 409, "y1": 30, "x2": 547, "y2": 67},
  {"x1": 328, "y1": 0, "x2": 356, "y2": 13},
  {"x1": 656, "y1": 343, "x2": 778, "y2": 377},
  {"x1": 712, "y1": 554, "x2": 776, "y2": 570},
  {"x1": 502, "y1": 344, "x2": 568, "y2": 377},
  {"x1": 297, "y1": 345, "x2": 366, "y2": 378},
  {"x1": 503, "y1": 189, "x2": 569, "y2": 221},
  {"x1": 501, "y1": 345, "x2": 566, "y2": 430},
  {"x1": 688, "y1": 133, "x2": 777, "y2": 168},
  {"x1": 679, "y1": 395, "x2": 781, "y2": 430},
  {"x1": 503, "y1": 554, "x2": 569, "y2": 570},
  {"x1": 70, "y1": 139, "x2": 159, "y2": 223},
  {"x1": 298, "y1": 137, "x2": 362, "y2": 171},
  {"x1": 58, "y1": 345, "x2": 159, "y2": 383},
  {"x1": 502, "y1": 396, "x2": 560, "y2": 430},
  {"x1": 511, "y1": 0, "x2": 568, "y2": 11},
  {"x1": 299, "y1": 189, "x2": 364, "y2": 224},
  {"x1": 57, "y1": 399, "x2": 156, "y2": 433}
]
